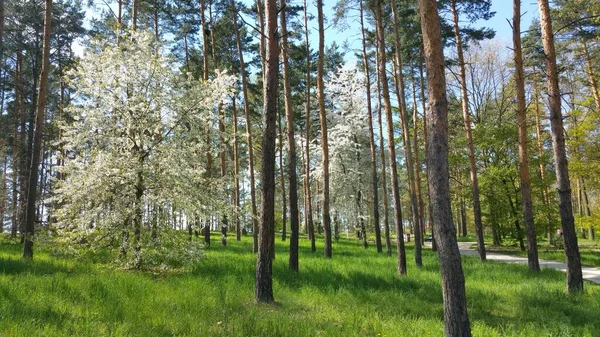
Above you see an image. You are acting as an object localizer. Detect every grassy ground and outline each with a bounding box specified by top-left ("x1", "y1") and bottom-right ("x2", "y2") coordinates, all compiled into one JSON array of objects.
[{"x1": 1, "y1": 233, "x2": 599, "y2": 337}]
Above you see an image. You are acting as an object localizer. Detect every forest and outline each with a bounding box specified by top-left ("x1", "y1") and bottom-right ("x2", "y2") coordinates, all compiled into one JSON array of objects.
[{"x1": 0, "y1": 0, "x2": 599, "y2": 336}]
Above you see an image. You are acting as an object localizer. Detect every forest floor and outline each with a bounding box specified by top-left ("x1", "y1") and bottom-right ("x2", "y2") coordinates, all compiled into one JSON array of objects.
[{"x1": 1, "y1": 233, "x2": 599, "y2": 336}]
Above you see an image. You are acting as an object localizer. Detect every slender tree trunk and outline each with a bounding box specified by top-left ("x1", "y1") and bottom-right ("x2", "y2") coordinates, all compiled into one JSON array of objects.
[
  {"x1": 420, "y1": 53, "x2": 436, "y2": 250},
  {"x1": 390, "y1": 40, "x2": 421, "y2": 267},
  {"x1": 316, "y1": 0, "x2": 332, "y2": 258},
  {"x1": 419, "y1": 0, "x2": 472, "y2": 335},
  {"x1": 132, "y1": 0, "x2": 138, "y2": 30},
  {"x1": 200, "y1": 0, "x2": 213, "y2": 178},
  {"x1": 10, "y1": 50, "x2": 23, "y2": 238},
  {"x1": 303, "y1": 0, "x2": 315, "y2": 252},
  {"x1": 0, "y1": 156, "x2": 7, "y2": 232},
  {"x1": 538, "y1": 0, "x2": 583, "y2": 293},
  {"x1": 255, "y1": 0, "x2": 279, "y2": 303},
  {"x1": 450, "y1": 0, "x2": 486, "y2": 261},
  {"x1": 375, "y1": 45, "x2": 392, "y2": 257},
  {"x1": 359, "y1": 0, "x2": 381, "y2": 253},
  {"x1": 513, "y1": 0, "x2": 540, "y2": 271},
  {"x1": 280, "y1": 0, "x2": 300, "y2": 270},
  {"x1": 23, "y1": 0, "x2": 52, "y2": 259},
  {"x1": 374, "y1": 0, "x2": 406, "y2": 274},
  {"x1": 411, "y1": 68, "x2": 425, "y2": 244},
  {"x1": 581, "y1": 178, "x2": 594, "y2": 240},
  {"x1": 231, "y1": 0, "x2": 258, "y2": 252},
  {"x1": 278, "y1": 107, "x2": 287, "y2": 241},
  {"x1": 233, "y1": 96, "x2": 241, "y2": 241}
]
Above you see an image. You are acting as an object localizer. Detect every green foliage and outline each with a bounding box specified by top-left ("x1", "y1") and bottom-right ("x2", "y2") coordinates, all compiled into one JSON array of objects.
[{"x1": 1, "y1": 234, "x2": 600, "y2": 336}]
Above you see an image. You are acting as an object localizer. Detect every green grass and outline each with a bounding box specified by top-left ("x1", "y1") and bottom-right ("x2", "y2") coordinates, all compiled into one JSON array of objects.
[{"x1": 1, "y1": 233, "x2": 599, "y2": 336}]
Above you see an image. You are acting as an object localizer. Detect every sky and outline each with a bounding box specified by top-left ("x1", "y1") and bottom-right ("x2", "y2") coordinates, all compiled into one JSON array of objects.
[{"x1": 76, "y1": 0, "x2": 542, "y2": 59}]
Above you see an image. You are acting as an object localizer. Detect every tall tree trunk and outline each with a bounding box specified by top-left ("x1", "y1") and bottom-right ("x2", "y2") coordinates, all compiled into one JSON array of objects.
[
  {"x1": 23, "y1": 0, "x2": 52, "y2": 259},
  {"x1": 231, "y1": 0, "x2": 258, "y2": 252},
  {"x1": 390, "y1": 37, "x2": 421, "y2": 266},
  {"x1": 200, "y1": 0, "x2": 213, "y2": 178},
  {"x1": 255, "y1": 0, "x2": 278, "y2": 303},
  {"x1": 411, "y1": 68, "x2": 425, "y2": 244},
  {"x1": 278, "y1": 107, "x2": 287, "y2": 241},
  {"x1": 303, "y1": 0, "x2": 315, "y2": 252},
  {"x1": 419, "y1": 52, "x2": 436, "y2": 251},
  {"x1": 374, "y1": 0, "x2": 406, "y2": 274},
  {"x1": 280, "y1": 0, "x2": 300, "y2": 271},
  {"x1": 233, "y1": 96, "x2": 241, "y2": 241},
  {"x1": 0, "y1": 156, "x2": 6, "y2": 233},
  {"x1": 375, "y1": 45, "x2": 392, "y2": 257},
  {"x1": 450, "y1": 0, "x2": 486, "y2": 261},
  {"x1": 11, "y1": 49, "x2": 23, "y2": 238},
  {"x1": 513, "y1": 0, "x2": 540, "y2": 271},
  {"x1": 360, "y1": 0, "x2": 381, "y2": 253},
  {"x1": 418, "y1": 0, "x2": 472, "y2": 335},
  {"x1": 316, "y1": 0, "x2": 332, "y2": 258},
  {"x1": 132, "y1": 0, "x2": 138, "y2": 30},
  {"x1": 537, "y1": 0, "x2": 583, "y2": 293}
]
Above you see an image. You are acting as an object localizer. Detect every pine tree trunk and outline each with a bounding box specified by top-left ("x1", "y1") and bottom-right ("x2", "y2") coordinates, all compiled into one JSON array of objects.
[
  {"x1": 255, "y1": 0, "x2": 278, "y2": 303},
  {"x1": 232, "y1": 96, "x2": 241, "y2": 241},
  {"x1": 316, "y1": 0, "x2": 332, "y2": 258},
  {"x1": 278, "y1": 107, "x2": 287, "y2": 241},
  {"x1": 390, "y1": 45, "x2": 422, "y2": 267},
  {"x1": 513, "y1": 0, "x2": 540, "y2": 271},
  {"x1": 375, "y1": 47, "x2": 392, "y2": 257},
  {"x1": 375, "y1": 0, "x2": 406, "y2": 274},
  {"x1": 418, "y1": 0, "x2": 472, "y2": 335},
  {"x1": 23, "y1": 0, "x2": 52, "y2": 259},
  {"x1": 303, "y1": 0, "x2": 315, "y2": 252},
  {"x1": 280, "y1": 0, "x2": 300, "y2": 270},
  {"x1": 411, "y1": 69, "x2": 425, "y2": 245},
  {"x1": 581, "y1": 178, "x2": 594, "y2": 240},
  {"x1": 450, "y1": 0, "x2": 486, "y2": 261},
  {"x1": 537, "y1": 0, "x2": 583, "y2": 293},
  {"x1": 231, "y1": 0, "x2": 258, "y2": 252},
  {"x1": 359, "y1": 0, "x2": 381, "y2": 253},
  {"x1": 10, "y1": 49, "x2": 23, "y2": 238},
  {"x1": 581, "y1": 40, "x2": 600, "y2": 113}
]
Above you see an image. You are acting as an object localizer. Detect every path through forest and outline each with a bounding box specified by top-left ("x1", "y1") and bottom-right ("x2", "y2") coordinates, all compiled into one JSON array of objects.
[{"x1": 426, "y1": 242, "x2": 600, "y2": 284}]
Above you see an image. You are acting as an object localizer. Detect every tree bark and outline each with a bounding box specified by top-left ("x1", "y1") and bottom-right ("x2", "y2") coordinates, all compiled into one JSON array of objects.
[
  {"x1": 23, "y1": 0, "x2": 52, "y2": 259},
  {"x1": 231, "y1": 0, "x2": 259, "y2": 252},
  {"x1": 255, "y1": 0, "x2": 279, "y2": 303},
  {"x1": 411, "y1": 68, "x2": 425, "y2": 244},
  {"x1": 419, "y1": 0, "x2": 472, "y2": 335},
  {"x1": 316, "y1": 0, "x2": 332, "y2": 258},
  {"x1": 374, "y1": 0, "x2": 406, "y2": 274},
  {"x1": 537, "y1": 0, "x2": 583, "y2": 293},
  {"x1": 450, "y1": 0, "x2": 486, "y2": 261},
  {"x1": 359, "y1": 0, "x2": 382, "y2": 253},
  {"x1": 513, "y1": 0, "x2": 540, "y2": 271},
  {"x1": 280, "y1": 0, "x2": 300, "y2": 271}
]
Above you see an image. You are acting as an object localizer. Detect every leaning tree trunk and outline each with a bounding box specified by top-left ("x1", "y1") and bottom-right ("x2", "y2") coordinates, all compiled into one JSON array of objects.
[
  {"x1": 280, "y1": 0, "x2": 300, "y2": 271},
  {"x1": 316, "y1": 0, "x2": 332, "y2": 258},
  {"x1": 360, "y1": 0, "x2": 382, "y2": 253},
  {"x1": 418, "y1": 0, "x2": 472, "y2": 335},
  {"x1": 513, "y1": 0, "x2": 540, "y2": 271},
  {"x1": 450, "y1": 0, "x2": 486, "y2": 261},
  {"x1": 231, "y1": 0, "x2": 258, "y2": 252},
  {"x1": 23, "y1": 0, "x2": 52, "y2": 259},
  {"x1": 255, "y1": 0, "x2": 279, "y2": 303},
  {"x1": 538, "y1": 0, "x2": 583, "y2": 293},
  {"x1": 374, "y1": 0, "x2": 406, "y2": 275}
]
